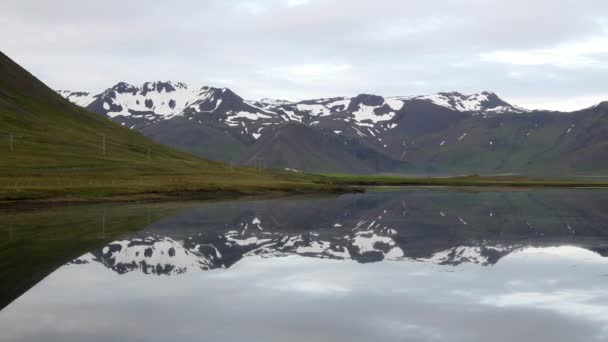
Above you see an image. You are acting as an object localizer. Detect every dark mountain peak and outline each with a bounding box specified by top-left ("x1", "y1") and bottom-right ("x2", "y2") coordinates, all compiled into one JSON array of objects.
[
  {"x1": 111, "y1": 82, "x2": 138, "y2": 94},
  {"x1": 351, "y1": 94, "x2": 385, "y2": 107},
  {"x1": 198, "y1": 86, "x2": 243, "y2": 103}
]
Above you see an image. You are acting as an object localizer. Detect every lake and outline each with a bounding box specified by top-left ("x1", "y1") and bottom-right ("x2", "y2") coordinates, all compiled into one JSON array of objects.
[{"x1": 1, "y1": 188, "x2": 608, "y2": 341}]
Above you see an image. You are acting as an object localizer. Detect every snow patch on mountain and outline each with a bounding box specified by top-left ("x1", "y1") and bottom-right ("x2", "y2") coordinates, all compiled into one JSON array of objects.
[
  {"x1": 57, "y1": 90, "x2": 96, "y2": 107},
  {"x1": 412, "y1": 91, "x2": 528, "y2": 114},
  {"x1": 351, "y1": 104, "x2": 395, "y2": 125}
]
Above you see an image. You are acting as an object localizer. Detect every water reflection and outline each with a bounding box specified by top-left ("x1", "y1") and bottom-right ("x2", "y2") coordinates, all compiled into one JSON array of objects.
[
  {"x1": 66, "y1": 189, "x2": 608, "y2": 275},
  {"x1": 2, "y1": 189, "x2": 608, "y2": 341}
]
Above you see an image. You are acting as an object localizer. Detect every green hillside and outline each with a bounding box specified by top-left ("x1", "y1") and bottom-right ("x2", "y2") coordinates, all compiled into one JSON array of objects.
[{"x1": 0, "y1": 52, "x2": 341, "y2": 203}]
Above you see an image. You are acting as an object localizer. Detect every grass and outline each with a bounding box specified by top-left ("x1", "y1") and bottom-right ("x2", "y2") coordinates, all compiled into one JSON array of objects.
[
  {"x1": 3, "y1": 172, "x2": 608, "y2": 208},
  {"x1": 319, "y1": 173, "x2": 608, "y2": 188}
]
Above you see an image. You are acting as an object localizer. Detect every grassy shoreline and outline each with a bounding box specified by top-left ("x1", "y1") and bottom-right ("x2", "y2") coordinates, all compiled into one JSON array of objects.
[
  {"x1": 2, "y1": 172, "x2": 608, "y2": 209},
  {"x1": 321, "y1": 174, "x2": 608, "y2": 188}
]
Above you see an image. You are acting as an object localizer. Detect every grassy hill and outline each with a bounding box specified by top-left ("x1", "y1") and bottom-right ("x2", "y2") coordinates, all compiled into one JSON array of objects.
[{"x1": 0, "y1": 51, "x2": 344, "y2": 203}]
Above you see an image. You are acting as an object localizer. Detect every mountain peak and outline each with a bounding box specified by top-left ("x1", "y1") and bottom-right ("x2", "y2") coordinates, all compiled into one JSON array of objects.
[
  {"x1": 413, "y1": 91, "x2": 525, "y2": 114},
  {"x1": 110, "y1": 81, "x2": 138, "y2": 94},
  {"x1": 351, "y1": 94, "x2": 385, "y2": 107}
]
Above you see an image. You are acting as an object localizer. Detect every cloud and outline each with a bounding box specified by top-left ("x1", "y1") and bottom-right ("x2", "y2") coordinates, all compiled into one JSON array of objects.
[
  {"x1": 1, "y1": 0, "x2": 607, "y2": 109},
  {"x1": 263, "y1": 63, "x2": 352, "y2": 80},
  {"x1": 480, "y1": 36, "x2": 608, "y2": 68},
  {"x1": 512, "y1": 94, "x2": 607, "y2": 112},
  {"x1": 284, "y1": 0, "x2": 311, "y2": 7},
  {"x1": 234, "y1": 2, "x2": 269, "y2": 15}
]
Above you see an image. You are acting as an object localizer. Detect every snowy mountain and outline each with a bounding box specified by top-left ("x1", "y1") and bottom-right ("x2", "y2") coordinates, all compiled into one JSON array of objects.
[
  {"x1": 71, "y1": 228, "x2": 518, "y2": 276},
  {"x1": 59, "y1": 83, "x2": 526, "y2": 136},
  {"x1": 409, "y1": 91, "x2": 528, "y2": 114},
  {"x1": 58, "y1": 83, "x2": 608, "y2": 175}
]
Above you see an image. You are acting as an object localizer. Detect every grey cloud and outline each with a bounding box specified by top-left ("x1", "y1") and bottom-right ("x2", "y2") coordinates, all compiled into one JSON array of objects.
[{"x1": 1, "y1": 0, "x2": 607, "y2": 110}]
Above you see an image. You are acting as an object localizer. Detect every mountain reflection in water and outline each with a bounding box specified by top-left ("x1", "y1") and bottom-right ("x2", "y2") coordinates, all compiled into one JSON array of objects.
[
  {"x1": 70, "y1": 189, "x2": 608, "y2": 275},
  {"x1": 2, "y1": 188, "x2": 608, "y2": 342}
]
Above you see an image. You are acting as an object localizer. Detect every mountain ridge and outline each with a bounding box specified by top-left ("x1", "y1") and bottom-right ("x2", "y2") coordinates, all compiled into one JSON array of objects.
[{"x1": 58, "y1": 81, "x2": 608, "y2": 176}]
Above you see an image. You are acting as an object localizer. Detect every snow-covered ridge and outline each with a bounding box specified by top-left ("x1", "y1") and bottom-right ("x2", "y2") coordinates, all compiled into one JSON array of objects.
[
  {"x1": 410, "y1": 91, "x2": 529, "y2": 114},
  {"x1": 57, "y1": 90, "x2": 96, "y2": 107},
  {"x1": 58, "y1": 84, "x2": 527, "y2": 142}
]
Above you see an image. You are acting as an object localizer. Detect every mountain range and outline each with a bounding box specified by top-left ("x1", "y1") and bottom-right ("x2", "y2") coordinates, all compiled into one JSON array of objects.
[{"x1": 59, "y1": 82, "x2": 608, "y2": 175}]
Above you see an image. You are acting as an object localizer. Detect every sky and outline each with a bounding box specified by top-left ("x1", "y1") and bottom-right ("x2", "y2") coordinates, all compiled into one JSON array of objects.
[{"x1": 1, "y1": 0, "x2": 607, "y2": 111}]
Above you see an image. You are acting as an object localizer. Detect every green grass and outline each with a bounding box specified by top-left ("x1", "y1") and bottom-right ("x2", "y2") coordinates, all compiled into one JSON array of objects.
[{"x1": 319, "y1": 173, "x2": 608, "y2": 188}]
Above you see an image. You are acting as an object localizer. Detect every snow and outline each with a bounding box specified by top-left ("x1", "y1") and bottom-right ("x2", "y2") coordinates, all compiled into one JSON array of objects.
[
  {"x1": 256, "y1": 98, "x2": 294, "y2": 107},
  {"x1": 296, "y1": 103, "x2": 331, "y2": 116},
  {"x1": 425, "y1": 246, "x2": 489, "y2": 265},
  {"x1": 352, "y1": 231, "x2": 396, "y2": 253},
  {"x1": 281, "y1": 110, "x2": 302, "y2": 122},
  {"x1": 226, "y1": 111, "x2": 272, "y2": 122},
  {"x1": 327, "y1": 98, "x2": 351, "y2": 109},
  {"x1": 58, "y1": 91, "x2": 96, "y2": 107},
  {"x1": 566, "y1": 124, "x2": 575, "y2": 134},
  {"x1": 283, "y1": 235, "x2": 303, "y2": 248},
  {"x1": 458, "y1": 133, "x2": 468, "y2": 141},
  {"x1": 226, "y1": 234, "x2": 272, "y2": 246},
  {"x1": 351, "y1": 104, "x2": 395, "y2": 124},
  {"x1": 296, "y1": 241, "x2": 331, "y2": 254},
  {"x1": 385, "y1": 247, "x2": 404, "y2": 260},
  {"x1": 252, "y1": 133, "x2": 261, "y2": 139},
  {"x1": 440, "y1": 140, "x2": 446, "y2": 146},
  {"x1": 385, "y1": 98, "x2": 405, "y2": 110},
  {"x1": 411, "y1": 92, "x2": 525, "y2": 114},
  {"x1": 102, "y1": 237, "x2": 213, "y2": 274},
  {"x1": 105, "y1": 82, "x2": 198, "y2": 119}
]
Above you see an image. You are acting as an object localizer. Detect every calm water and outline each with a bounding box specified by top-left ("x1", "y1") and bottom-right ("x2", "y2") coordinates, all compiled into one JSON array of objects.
[{"x1": 1, "y1": 188, "x2": 608, "y2": 341}]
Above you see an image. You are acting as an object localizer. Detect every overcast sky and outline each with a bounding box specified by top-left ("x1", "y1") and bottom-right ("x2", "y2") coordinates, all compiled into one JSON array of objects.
[{"x1": 2, "y1": 0, "x2": 607, "y2": 110}]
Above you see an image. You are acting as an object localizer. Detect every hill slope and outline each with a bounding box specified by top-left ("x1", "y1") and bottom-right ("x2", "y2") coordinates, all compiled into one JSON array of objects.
[{"x1": 0, "y1": 52, "x2": 342, "y2": 203}]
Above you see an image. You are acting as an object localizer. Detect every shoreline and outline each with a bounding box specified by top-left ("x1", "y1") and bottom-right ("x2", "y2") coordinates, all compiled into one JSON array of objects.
[
  {"x1": 0, "y1": 186, "x2": 362, "y2": 211},
  {"x1": 3, "y1": 177, "x2": 608, "y2": 210}
]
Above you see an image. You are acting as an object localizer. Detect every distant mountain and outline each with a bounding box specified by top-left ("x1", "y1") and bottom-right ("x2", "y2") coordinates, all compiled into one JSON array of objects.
[{"x1": 59, "y1": 82, "x2": 608, "y2": 175}]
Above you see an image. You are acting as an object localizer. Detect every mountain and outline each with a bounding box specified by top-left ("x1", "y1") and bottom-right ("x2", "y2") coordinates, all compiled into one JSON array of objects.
[
  {"x1": 59, "y1": 81, "x2": 608, "y2": 176},
  {"x1": 0, "y1": 51, "x2": 347, "y2": 204}
]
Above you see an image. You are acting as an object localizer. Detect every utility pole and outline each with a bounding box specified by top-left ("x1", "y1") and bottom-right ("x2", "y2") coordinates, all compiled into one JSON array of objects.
[{"x1": 101, "y1": 134, "x2": 106, "y2": 155}]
